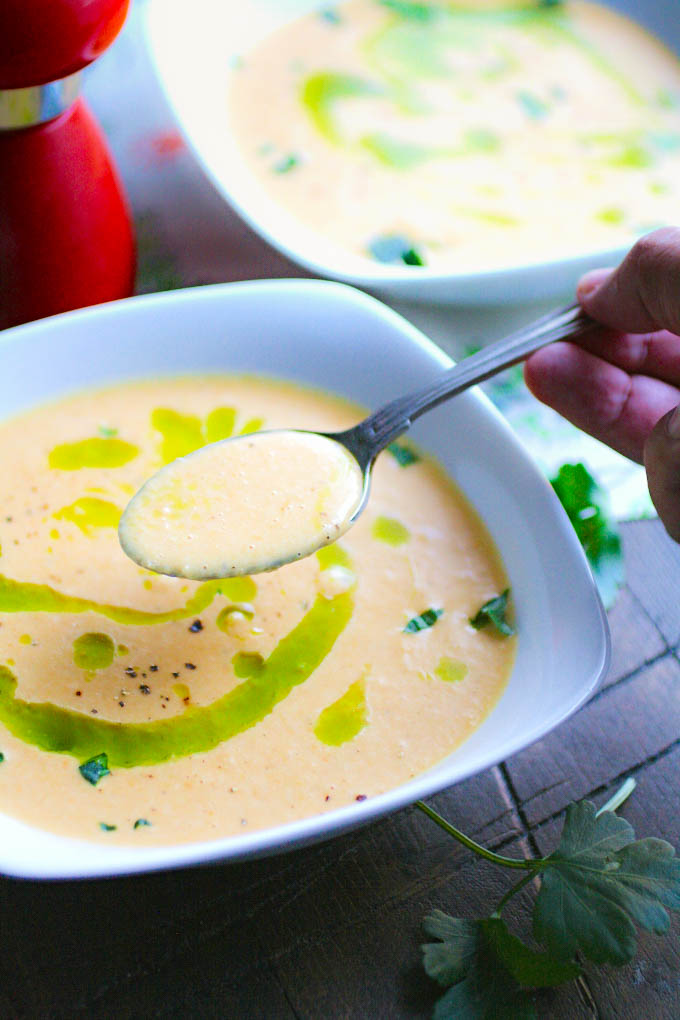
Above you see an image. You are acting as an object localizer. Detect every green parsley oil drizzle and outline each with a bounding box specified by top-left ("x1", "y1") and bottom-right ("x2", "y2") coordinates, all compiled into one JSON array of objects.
[
  {"x1": 0, "y1": 584, "x2": 354, "y2": 767},
  {"x1": 53, "y1": 497, "x2": 121, "y2": 535},
  {"x1": 151, "y1": 406, "x2": 263, "y2": 465},
  {"x1": 72, "y1": 633, "x2": 116, "y2": 672},
  {"x1": 48, "y1": 438, "x2": 139, "y2": 470},
  {"x1": 0, "y1": 573, "x2": 224, "y2": 626},
  {"x1": 434, "y1": 657, "x2": 468, "y2": 684},
  {"x1": 372, "y1": 515, "x2": 410, "y2": 546},
  {"x1": 314, "y1": 676, "x2": 368, "y2": 746}
]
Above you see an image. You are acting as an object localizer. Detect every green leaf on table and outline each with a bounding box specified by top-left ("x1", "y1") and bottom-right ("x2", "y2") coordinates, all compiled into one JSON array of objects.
[
  {"x1": 533, "y1": 800, "x2": 680, "y2": 965},
  {"x1": 469, "y1": 589, "x2": 514, "y2": 636},
  {"x1": 550, "y1": 462, "x2": 624, "y2": 609},
  {"x1": 422, "y1": 912, "x2": 578, "y2": 1019}
]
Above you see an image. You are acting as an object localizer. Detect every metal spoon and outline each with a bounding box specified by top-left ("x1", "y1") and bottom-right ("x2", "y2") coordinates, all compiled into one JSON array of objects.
[
  {"x1": 120, "y1": 301, "x2": 593, "y2": 578},
  {"x1": 326, "y1": 300, "x2": 593, "y2": 524}
]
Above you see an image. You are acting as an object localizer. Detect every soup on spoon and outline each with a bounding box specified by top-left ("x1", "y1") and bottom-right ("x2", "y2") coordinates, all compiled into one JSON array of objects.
[{"x1": 119, "y1": 429, "x2": 365, "y2": 579}]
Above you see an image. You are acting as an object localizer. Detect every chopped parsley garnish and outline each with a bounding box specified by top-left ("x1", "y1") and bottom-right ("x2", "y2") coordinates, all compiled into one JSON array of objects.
[
  {"x1": 99, "y1": 822, "x2": 117, "y2": 832},
  {"x1": 133, "y1": 818, "x2": 152, "y2": 829},
  {"x1": 387, "y1": 441, "x2": 420, "y2": 466},
  {"x1": 402, "y1": 247, "x2": 425, "y2": 266},
  {"x1": 79, "y1": 752, "x2": 111, "y2": 786},
  {"x1": 469, "y1": 589, "x2": 514, "y2": 636},
  {"x1": 404, "y1": 608, "x2": 443, "y2": 633},
  {"x1": 97, "y1": 425, "x2": 118, "y2": 438},
  {"x1": 0, "y1": 752, "x2": 4, "y2": 763},
  {"x1": 516, "y1": 89, "x2": 549, "y2": 120},
  {"x1": 367, "y1": 234, "x2": 427, "y2": 266},
  {"x1": 273, "y1": 153, "x2": 300, "y2": 174}
]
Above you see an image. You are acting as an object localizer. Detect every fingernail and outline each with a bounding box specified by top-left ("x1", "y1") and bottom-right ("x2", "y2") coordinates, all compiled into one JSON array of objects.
[{"x1": 667, "y1": 406, "x2": 680, "y2": 439}]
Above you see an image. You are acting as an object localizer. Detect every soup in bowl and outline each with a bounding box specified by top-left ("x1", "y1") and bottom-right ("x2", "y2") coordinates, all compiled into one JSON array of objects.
[{"x1": 0, "y1": 280, "x2": 608, "y2": 877}]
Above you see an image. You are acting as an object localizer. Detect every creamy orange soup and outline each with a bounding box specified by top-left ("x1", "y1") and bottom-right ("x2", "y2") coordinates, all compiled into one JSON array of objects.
[
  {"x1": 229, "y1": 0, "x2": 680, "y2": 270},
  {"x1": 0, "y1": 377, "x2": 514, "y2": 845}
]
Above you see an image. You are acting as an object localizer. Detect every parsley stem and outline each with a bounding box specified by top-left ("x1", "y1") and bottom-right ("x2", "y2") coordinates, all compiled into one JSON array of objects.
[
  {"x1": 415, "y1": 801, "x2": 535, "y2": 870},
  {"x1": 596, "y1": 776, "x2": 636, "y2": 816},
  {"x1": 491, "y1": 871, "x2": 537, "y2": 918}
]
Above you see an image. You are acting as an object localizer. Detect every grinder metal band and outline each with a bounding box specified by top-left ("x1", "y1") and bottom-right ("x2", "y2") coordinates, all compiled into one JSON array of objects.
[{"x1": 0, "y1": 69, "x2": 83, "y2": 130}]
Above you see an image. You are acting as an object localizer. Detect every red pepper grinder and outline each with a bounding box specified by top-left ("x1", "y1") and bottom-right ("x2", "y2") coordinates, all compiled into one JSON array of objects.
[{"x1": 0, "y1": 0, "x2": 136, "y2": 330}]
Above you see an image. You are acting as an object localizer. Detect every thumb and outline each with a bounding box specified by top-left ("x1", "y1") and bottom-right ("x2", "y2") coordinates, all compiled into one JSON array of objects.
[{"x1": 644, "y1": 405, "x2": 680, "y2": 543}]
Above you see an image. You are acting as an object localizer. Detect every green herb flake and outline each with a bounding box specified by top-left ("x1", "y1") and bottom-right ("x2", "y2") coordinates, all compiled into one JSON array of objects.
[
  {"x1": 79, "y1": 752, "x2": 111, "y2": 786},
  {"x1": 0, "y1": 751, "x2": 4, "y2": 763},
  {"x1": 133, "y1": 818, "x2": 152, "y2": 829},
  {"x1": 367, "y1": 234, "x2": 426, "y2": 265},
  {"x1": 387, "y1": 441, "x2": 420, "y2": 466},
  {"x1": 319, "y1": 7, "x2": 341, "y2": 24},
  {"x1": 469, "y1": 589, "x2": 514, "y2": 636},
  {"x1": 99, "y1": 822, "x2": 117, "y2": 832},
  {"x1": 273, "y1": 153, "x2": 300, "y2": 174},
  {"x1": 550, "y1": 462, "x2": 623, "y2": 608},
  {"x1": 516, "y1": 89, "x2": 549, "y2": 120},
  {"x1": 97, "y1": 425, "x2": 118, "y2": 438},
  {"x1": 404, "y1": 607, "x2": 443, "y2": 633}
]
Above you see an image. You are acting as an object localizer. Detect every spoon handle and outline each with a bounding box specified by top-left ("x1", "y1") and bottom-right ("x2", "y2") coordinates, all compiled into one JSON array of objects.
[{"x1": 350, "y1": 301, "x2": 594, "y2": 462}]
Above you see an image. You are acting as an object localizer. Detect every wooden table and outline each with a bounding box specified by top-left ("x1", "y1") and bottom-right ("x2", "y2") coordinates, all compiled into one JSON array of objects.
[{"x1": 1, "y1": 517, "x2": 678, "y2": 1019}]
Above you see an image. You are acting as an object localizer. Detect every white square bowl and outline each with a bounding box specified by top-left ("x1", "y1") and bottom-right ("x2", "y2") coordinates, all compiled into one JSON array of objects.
[
  {"x1": 0, "y1": 279, "x2": 609, "y2": 877},
  {"x1": 144, "y1": 0, "x2": 680, "y2": 305}
]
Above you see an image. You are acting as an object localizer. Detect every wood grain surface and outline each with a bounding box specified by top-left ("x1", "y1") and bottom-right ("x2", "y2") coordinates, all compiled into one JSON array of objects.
[{"x1": 0, "y1": 517, "x2": 678, "y2": 1019}]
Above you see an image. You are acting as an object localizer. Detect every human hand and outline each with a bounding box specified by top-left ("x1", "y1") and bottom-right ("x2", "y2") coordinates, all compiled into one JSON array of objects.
[{"x1": 524, "y1": 226, "x2": 680, "y2": 541}]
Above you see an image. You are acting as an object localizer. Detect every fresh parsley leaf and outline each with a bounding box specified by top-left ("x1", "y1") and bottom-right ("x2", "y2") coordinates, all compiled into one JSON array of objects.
[
  {"x1": 469, "y1": 590, "x2": 514, "y2": 636},
  {"x1": 133, "y1": 818, "x2": 151, "y2": 829},
  {"x1": 423, "y1": 913, "x2": 577, "y2": 1019},
  {"x1": 79, "y1": 752, "x2": 110, "y2": 786},
  {"x1": 550, "y1": 462, "x2": 624, "y2": 609},
  {"x1": 387, "y1": 441, "x2": 420, "y2": 466},
  {"x1": 0, "y1": 752, "x2": 4, "y2": 763},
  {"x1": 533, "y1": 800, "x2": 680, "y2": 965},
  {"x1": 99, "y1": 822, "x2": 117, "y2": 832},
  {"x1": 404, "y1": 607, "x2": 443, "y2": 632}
]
